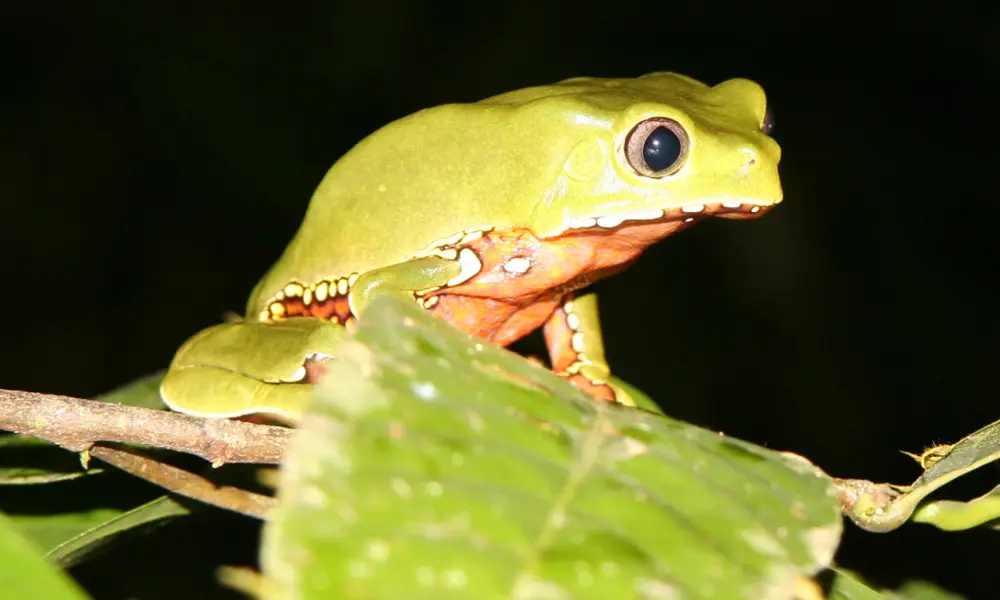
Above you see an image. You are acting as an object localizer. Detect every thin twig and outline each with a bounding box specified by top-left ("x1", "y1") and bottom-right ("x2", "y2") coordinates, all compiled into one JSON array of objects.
[
  {"x1": 89, "y1": 445, "x2": 275, "y2": 519},
  {"x1": 0, "y1": 388, "x2": 291, "y2": 465}
]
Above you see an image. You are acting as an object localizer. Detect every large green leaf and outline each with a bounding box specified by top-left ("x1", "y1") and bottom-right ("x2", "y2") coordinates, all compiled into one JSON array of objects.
[
  {"x1": 260, "y1": 296, "x2": 843, "y2": 599},
  {"x1": 0, "y1": 510, "x2": 90, "y2": 600}
]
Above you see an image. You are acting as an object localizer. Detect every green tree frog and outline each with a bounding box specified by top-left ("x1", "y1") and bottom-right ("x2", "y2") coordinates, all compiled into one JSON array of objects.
[{"x1": 160, "y1": 72, "x2": 782, "y2": 421}]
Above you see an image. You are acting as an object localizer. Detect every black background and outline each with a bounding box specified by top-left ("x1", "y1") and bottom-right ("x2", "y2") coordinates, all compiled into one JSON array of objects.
[{"x1": 3, "y1": 3, "x2": 998, "y2": 598}]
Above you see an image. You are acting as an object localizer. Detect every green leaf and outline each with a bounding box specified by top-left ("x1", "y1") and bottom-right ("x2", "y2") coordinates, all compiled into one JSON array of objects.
[
  {"x1": 826, "y1": 569, "x2": 965, "y2": 600},
  {"x1": 92, "y1": 370, "x2": 167, "y2": 410},
  {"x1": 0, "y1": 434, "x2": 99, "y2": 485},
  {"x1": 43, "y1": 496, "x2": 191, "y2": 567},
  {"x1": 2, "y1": 372, "x2": 189, "y2": 567},
  {"x1": 889, "y1": 581, "x2": 966, "y2": 600},
  {"x1": 0, "y1": 510, "x2": 90, "y2": 600},
  {"x1": 826, "y1": 569, "x2": 888, "y2": 600},
  {"x1": 261, "y1": 296, "x2": 842, "y2": 600},
  {"x1": 840, "y1": 418, "x2": 1000, "y2": 532},
  {"x1": 913, "y1": 483, "x2": 1000, "y2": 531}
]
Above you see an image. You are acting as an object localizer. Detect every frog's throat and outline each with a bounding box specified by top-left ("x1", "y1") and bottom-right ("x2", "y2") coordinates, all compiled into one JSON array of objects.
[{"x1": 557, "y1": 199, "x2": 776, "y2": 234}]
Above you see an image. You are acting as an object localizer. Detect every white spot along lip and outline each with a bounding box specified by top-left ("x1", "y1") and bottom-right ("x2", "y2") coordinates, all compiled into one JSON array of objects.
[{"x1": 563, "y1": 199, "x2": 776, "y2": 232}]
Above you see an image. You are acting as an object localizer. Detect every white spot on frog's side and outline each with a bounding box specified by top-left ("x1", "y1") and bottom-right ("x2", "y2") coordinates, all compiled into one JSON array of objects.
[
  {"x1": 683, "y1": 217, "x2": 695, "y2": 223},
  {"x1": 391, "y1": 478, "x2": 412, "y2": 498},
  {"x1": 722, "y1": 200, "x2": 743, "y2": 209},
  {"x1": 281, "y1": 365, "x2": 308, "y2": 383},
  {"x1": 596, "y1": 215, "x2": 626, "y2": 228},
  {"x1": 681, "y1": 204, "x2": 705, "y2": 213},
  {"x1": 503, "y1": 256, "x2": 532, "y2": 274},
  {"x1": 750, "y1": 205, "x2": 761, "y2": 213},
  {"x1": 442, "y1": 569, "x2": 468, "y2": 589},
  {"x1": 433, "y1": 248, "x2": 459, "y2": 261},
  {"x1": 447, "y1": 248, "x2": 483, "y2": 286},
  {"x1": 411, "y1": 381, "x2": 438, "y2": 400},
  {"x1": 366, "y1": 539, "x2": 391, "y2": 562},
  {"x1": 568, "y1": 216, "x2": 598, "y2": 229},
  {"x1": 569, "y1": 208, "x2": 666, "y2": 230},
  {"x1": 570, "y1": 332, "x2": 586, "y2": 353},
  {"x1": 565, "y1": 312, "x2": 581, "y2": 329}
]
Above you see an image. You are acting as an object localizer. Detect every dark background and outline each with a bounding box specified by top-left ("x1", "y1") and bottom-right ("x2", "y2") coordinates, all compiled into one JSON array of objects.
[{"x1": 3, "y1": 2, "x2": 998, "y2": 598}]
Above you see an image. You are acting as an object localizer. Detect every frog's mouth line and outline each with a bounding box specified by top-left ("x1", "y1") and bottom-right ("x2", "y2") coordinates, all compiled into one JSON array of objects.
[{"x1": 565, "y1": 200, "x2": 778, "y2": 231}]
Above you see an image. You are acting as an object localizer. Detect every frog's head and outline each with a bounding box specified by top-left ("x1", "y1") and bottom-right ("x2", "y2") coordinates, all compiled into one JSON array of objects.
[{"x1": 485, "y1": 72, "x2": 782, "y2": 239}]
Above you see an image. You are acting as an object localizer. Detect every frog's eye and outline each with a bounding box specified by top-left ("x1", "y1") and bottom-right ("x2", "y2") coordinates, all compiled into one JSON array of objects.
[
  {"x1": 624, "y1": 118, "x2": 689, "y2": 178},
  {"x1": 761, "y1": 106, "x2": 775, "y2": 135}
]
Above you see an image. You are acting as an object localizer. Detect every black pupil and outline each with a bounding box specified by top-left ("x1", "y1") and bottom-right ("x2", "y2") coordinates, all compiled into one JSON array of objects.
[{"x1": 643, "y1": 126, "x2": 682, "y2": 172}]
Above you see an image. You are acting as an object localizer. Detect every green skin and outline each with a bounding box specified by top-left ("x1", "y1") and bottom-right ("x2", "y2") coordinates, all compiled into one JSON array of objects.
[{"x1": 160, "y1": 72, "x2": 783, "y2": 421}]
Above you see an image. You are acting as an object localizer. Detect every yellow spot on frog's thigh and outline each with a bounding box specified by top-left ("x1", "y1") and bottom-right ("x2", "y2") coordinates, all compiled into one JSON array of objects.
[{"x1": 315, "y1": 281, "x2": 329, "y2": 302}]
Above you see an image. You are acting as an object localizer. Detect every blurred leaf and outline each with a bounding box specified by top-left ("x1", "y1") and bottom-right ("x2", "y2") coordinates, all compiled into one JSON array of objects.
[
  {"x1": 2, "y1": 371, "x2": 190, "y2": 567},
  {"x1": 0, "y1": 434, "x2": 99, "y2": 485},
  {"x1": 91, "y1": 370, "x2": 167, "y2": 410},
  {"x1": 889, "y1": 580, "x2": 966, "y2": 600},
  {"x1": 44, "y1": 496, "x2": 190, "y2": 567},
  {"x1": 0, "y1": 510, "x2": 90, "y2": 600},
  {"x1": 826, "y1": 569, "x2": 965, "y2": 600},
  {"x1": 827, "y1": 569, "x2": 888, "y2": 600},
  {"x1": 913, "y1": 483, "x2": 1000, "y2": 531},
  {"x1": 261, "y1": 296, "x2": 842, "y2": 600},
  {"x1": 841, "y1": 419, "x2": 1000, "y2": 532}
]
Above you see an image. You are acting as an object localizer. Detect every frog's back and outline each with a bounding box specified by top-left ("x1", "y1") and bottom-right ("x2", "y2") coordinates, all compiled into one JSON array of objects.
[{"x1": 248, "y1": 72, "x2": 720, "y2": 316}]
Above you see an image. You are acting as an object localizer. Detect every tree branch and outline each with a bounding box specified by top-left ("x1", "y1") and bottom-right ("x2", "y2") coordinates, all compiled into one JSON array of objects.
[
  {"x1": 0, "y1": 388, "x2": 291, "y2": 465},
  {"x1": 89, "y1": 445, "x2": 275, "y2": 519}
]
